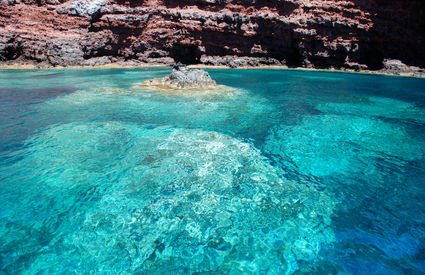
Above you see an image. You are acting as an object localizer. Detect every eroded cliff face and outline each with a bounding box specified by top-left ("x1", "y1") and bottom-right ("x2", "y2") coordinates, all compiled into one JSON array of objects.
[{"x1": 1, "y1": 0, "x2": 424, "y2": 72}]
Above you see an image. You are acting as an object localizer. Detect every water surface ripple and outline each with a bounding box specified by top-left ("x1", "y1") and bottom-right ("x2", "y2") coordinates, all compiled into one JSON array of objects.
[{"x1": 0, "y1": 68, "x2": 424, "y2": 273}]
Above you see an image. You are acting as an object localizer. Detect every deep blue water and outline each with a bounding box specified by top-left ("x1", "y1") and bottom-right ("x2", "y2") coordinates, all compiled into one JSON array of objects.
[{"x1": 0, "y1": 68, "x2": 425, "y2": 274}]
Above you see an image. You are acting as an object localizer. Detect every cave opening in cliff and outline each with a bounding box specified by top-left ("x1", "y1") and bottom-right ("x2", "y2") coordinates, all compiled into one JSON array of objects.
[
  {"x1": 169, "y1": 44, "x2": 202, "y2": 65},
  {"x1": 358, "y1": 45, "x2": 384, "y2": 70},
  {"x1": 0, "y1": 45, "x2": 23, "y2": 61}
]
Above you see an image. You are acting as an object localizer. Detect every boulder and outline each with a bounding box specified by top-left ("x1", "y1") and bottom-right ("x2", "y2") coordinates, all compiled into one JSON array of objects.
[
  {"x1": 380, "y1": 59, "x2": 425, "y2": 77},
  {"x1": 56, "y1": 0, "x2": 108, "y2": 18},
  {"x1": 139, "y1": 64, "x2": 218, "y2": 90},
  {"x1": 136, "y1": 64, "x2": 242, "y2": 97}
]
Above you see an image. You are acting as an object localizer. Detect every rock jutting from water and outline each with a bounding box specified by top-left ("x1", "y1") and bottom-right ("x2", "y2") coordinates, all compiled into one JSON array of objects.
[
  {"x1": 139, "y1": 64, "x2": 217, "y2": 90},
  {"x1": 136, "y1": 64, "x2": 239, "y2": 96}
]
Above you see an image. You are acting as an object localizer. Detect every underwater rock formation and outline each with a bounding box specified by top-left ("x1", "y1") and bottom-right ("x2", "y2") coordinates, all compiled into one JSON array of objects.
[
  {"x1": 316, "y1": 96, "x2": 425, "y2": 123},
  {"x1": 1, "y1": 121, "x2": 336, "y2": 273},
  {"x1": 1, "y1": 0, "x2": 424, "y2": 74},
  {"x1": 263, "y1": 96, "x2": 425, "y2": 179},
  {"x1": 39, "y1": 82, "x2": 270, "y2": 138}
]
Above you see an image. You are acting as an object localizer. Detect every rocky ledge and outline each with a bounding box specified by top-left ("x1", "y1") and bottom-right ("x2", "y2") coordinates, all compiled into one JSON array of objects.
[{"x1": 379, "y1": 59, "x2": 425, "y2": 77}]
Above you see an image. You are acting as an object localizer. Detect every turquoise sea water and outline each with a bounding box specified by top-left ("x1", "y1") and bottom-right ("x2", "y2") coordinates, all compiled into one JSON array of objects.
[{"x1": 0, "y1": 68, "x2": 425, "y2": 274}]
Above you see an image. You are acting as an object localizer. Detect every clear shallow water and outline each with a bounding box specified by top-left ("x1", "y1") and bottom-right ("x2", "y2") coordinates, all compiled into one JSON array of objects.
[{"x1": 0, "y1": 68, "x2": 424, "y2": 274}]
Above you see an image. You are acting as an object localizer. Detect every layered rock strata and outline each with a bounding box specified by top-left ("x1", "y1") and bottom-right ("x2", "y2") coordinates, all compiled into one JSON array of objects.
[{"x1": 1, "y1": 0, "x2": 424, "y2": 75}]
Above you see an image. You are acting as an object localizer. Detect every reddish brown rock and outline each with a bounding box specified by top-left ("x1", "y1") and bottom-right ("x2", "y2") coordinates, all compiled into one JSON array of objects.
[{"x1": 1, "y1": 0, "x2": 424, "y2": 73}]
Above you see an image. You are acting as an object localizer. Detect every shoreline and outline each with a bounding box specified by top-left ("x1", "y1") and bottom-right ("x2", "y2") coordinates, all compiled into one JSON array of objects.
[
  {"x1": 1, "y1": 63, "x2": 424, "y2": 79},
  {"x1": 191, "y1": 64, "x2": 425, "y2": 79}
]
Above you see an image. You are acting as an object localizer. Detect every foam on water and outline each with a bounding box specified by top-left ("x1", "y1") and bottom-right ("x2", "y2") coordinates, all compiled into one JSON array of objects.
[{"x1": 1, "y1": 121, "x2": 335, "y2": 273}]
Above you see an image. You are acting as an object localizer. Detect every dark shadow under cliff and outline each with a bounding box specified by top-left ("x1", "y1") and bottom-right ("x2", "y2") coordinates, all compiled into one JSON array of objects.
[{"x1": 351, "y1": 0, "x2": 425, "y2": 68}]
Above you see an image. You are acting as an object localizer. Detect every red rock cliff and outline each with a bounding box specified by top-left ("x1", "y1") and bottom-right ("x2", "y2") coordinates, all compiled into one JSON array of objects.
[{"x1": 1, "y1": 0, "x2": 424, "y2": 71}]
